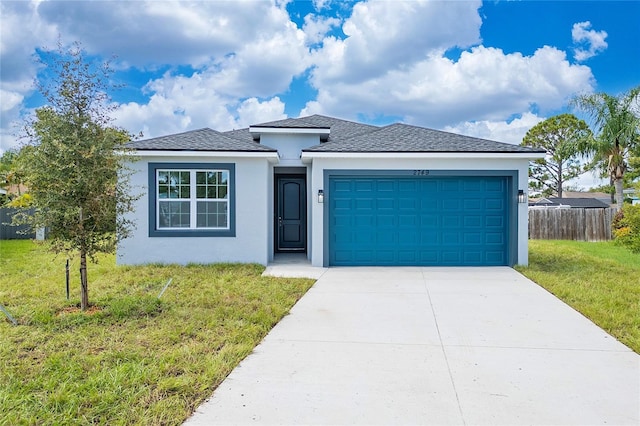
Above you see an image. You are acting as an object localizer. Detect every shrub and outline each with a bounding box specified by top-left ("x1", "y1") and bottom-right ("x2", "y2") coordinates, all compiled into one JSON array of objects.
[{"x1": 612, "y1": 204, "x2": 640, "y2": 253}]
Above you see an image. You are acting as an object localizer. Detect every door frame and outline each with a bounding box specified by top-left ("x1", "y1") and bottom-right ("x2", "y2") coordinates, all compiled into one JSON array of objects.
[{"x1": 274, "y1": 173, "x2": 307, "y2": 253}]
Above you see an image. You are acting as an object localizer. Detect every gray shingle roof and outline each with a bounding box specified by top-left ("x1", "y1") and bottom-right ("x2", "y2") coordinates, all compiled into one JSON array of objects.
[
  {"x1": 128, "y1": 115, "x2": 545, "y2": 154},
  {"x1": 252, "y1": 115, "x2": 378, "y2": 142},
  {"x1": 303, "y1": 123, "x2": 545, "y2": 153},
  {"x1": 539, "y1": 198, "x2": 611, "y2": 208},
  {"x1": 222, "y1": 128, "x2": 254, "y2": 143},
  {"x1": 127, "y1": 128, "x2": 276, "y2": 152}
]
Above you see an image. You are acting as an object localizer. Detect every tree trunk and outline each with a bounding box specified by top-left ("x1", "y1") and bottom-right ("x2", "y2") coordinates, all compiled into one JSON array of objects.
[
  {"x1": 557, "y1": 164, "x2": 563, "y2": 198},
  {"x1": 80, "y1": 250, "x2": 89, "y2": 310},
  {"x1": 614, "y1": 178, "x2": 624, "y2": 205}
]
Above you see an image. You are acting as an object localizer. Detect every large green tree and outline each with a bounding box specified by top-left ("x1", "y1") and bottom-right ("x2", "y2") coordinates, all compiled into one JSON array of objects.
[
  {"x1": 17, "y1": 42, "x2": 138, "y2": 310},
  {"x1": 520, "y1": 113, "x2": 592, "y2": 198},
  {"x1": 573, "y1": 86, "x2": 640, "y2": 205}
]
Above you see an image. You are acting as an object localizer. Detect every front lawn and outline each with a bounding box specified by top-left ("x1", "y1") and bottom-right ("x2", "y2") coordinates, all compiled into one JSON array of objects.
[
  {"x1": 0, "y1": 240, "x2": 315, "y2": 425},
  {"x1": 516, "y1": 240, "x2": 640, "y2": 353}
]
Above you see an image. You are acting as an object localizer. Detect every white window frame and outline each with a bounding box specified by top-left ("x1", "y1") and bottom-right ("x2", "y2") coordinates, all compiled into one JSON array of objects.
[{"x1": 156, "y1": 169, "x2": 230, "y2": 231}]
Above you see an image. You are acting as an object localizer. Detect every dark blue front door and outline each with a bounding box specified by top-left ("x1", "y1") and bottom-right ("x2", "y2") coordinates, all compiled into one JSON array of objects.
[
  {"x1": 277, "y1": 176, "x2": 306, "y2": 251},
  {"x1": 328, "y1": 176, "x2": 509, "y2": 266}
]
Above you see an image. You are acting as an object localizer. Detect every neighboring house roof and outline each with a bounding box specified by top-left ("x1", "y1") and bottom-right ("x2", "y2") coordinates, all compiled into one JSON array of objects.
[
  {"x1": 530, "y1": 197, "x2": 610, "y2": 208},
  {"x1": 127, "y1": 128, "x2": 277, "y2": 152},
  {"x1": 128, "y1": 115, "x2": 545, "y2": 154},
  {"x1": 561, "y1": 191, "x2": 613, "y2": 205},
  {"x1": 303, "y1": 122, "x2": 545, "y2": 153}
]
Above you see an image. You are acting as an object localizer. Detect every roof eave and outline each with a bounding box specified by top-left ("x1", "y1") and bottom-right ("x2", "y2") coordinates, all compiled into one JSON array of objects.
[
  {"x1": 129, "y1": 149, "x2": 279, "y2": 160},
  {"x1": 301, "y1": 151, "x2": 546, "y2": 160}
]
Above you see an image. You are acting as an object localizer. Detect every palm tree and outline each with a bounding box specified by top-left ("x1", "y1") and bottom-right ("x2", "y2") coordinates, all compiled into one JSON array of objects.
[{"x1": 573, "y1": 86, "x2": 640, "y2": 205}]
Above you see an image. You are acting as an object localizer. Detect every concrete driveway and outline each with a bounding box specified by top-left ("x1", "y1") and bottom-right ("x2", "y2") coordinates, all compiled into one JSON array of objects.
[{"x1": 185, "y1": 267, "x2": 639, "y2": 425}]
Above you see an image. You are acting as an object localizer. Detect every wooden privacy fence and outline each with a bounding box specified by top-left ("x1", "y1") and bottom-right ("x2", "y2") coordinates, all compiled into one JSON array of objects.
[{"x1": 529, "y1": 207, "x2": 618, "y2": 241}]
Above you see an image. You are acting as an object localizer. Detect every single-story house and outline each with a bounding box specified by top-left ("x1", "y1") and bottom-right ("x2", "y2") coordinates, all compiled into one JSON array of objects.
[
  {"x1": 118, "y1": 115, "x2": 545, "y2": 267},
  {"x1": 529, "y1": 197, "x2": 610, "y2": 209}
]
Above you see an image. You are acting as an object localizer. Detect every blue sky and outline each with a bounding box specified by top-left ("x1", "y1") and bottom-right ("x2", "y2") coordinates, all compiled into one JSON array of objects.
[{"x1": 1, "y1": 1, "x2": 639, "y2": 188}]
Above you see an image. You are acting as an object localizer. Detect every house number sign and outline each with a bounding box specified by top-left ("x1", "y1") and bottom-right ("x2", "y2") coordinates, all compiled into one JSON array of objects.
[{"x1": 413, "y1": 170, "x2": 430, "y2": 176}]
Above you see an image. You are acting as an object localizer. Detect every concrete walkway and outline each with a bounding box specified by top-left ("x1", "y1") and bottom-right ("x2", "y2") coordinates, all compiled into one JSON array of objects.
[{"x1": 185, "y1": 267, "x2": 639, "y2": 425}]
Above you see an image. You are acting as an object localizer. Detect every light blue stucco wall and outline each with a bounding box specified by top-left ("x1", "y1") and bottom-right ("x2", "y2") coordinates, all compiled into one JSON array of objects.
[{"x1": 117, "y1": 155, "x2": 273, "y2": 265}]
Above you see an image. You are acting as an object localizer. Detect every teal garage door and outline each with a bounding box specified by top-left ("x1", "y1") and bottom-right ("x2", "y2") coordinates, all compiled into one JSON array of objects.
[{"x1": 328, "y1": 175, "x2": 509, "y2": 266}]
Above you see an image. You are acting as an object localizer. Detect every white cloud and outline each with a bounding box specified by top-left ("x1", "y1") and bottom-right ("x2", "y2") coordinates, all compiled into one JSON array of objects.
[
  {"x1": 0, "y1": 1, "x2": 58, "y2": 152},
  {"x1": 572, "y1": 21, "x2": 608, "y2": 61},
  {"x1": 34, "y1": 1, "x2": 294, "y2": 68},
  {"x1": 0, "y1": 0, "x2": 607, "y2": 158},
  {"x1": 303, "y1": 13, "x2": 341, "y2": 45},
  {"x1": 312, "y1": 0, "x2": 332, "y2": 11},
  {"x1": 236, "y1": 97, "x2": 286, "y2": 128},
  {"x1": 305, "y1": 45, "x2": 595, "y2": 129},
  {"x1": 311, "y1": 0, "x2": 482, "y2": 84},
  {"x1": 443, "y1": 112, "x2": 545, "y2": 145},
  {"x1": 1, "y1": 0, "x2": 309, "y2": 150},
  {"x1": 112, "y1": 70, "x2": 288, "y2": 139},
  {"x1": 0, "y1": 90, "x2": 24, "y2": 114}
]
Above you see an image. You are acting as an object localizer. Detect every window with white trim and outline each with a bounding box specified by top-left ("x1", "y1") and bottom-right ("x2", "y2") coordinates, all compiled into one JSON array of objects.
[{"x1": 156, "y1": 169, "x2": 230, "y2": 230}]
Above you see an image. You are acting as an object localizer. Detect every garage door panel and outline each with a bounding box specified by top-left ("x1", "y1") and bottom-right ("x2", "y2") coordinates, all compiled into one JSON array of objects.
[
  {"x1": 464, "y1": 216, "x2": 482, "y2": 227},
  {"x1": 399, "y1": 215, "x2": 418, "y2": 226},
  {"x1": 443, "y1": 199, "x2": 461, "y2": 210},
  {"x1": 485, "y1": 179, "x2": 505, "y2": 191},
  {"x1": 355, "y1": 198, "x2": 373, "y2": 210},
  {"x1": 334, "y1": 198, "x2": 352, "y2": 210},
  {"x1": 442, "y1": 180, "x2": 461, "y2": 191},
  {"x1": 442, "y1": 251, "x2": 462, "y2": 263},
  {"x1": 376, "y1": 198, "x2": 395, "y2": 209},
  {"x1": 333, "y1": 180, "x2": 352, "y2": 191},
  {"x1": 399, "y1": 198, "x2": 417, "y2": 210},
  {"x1": 354, "y1": 215, "x2": 373, "y2": 227},
  {"x1": 398, "y1": 230, "x2": 418, "y2": 245},
  {"x1": 421, "y1": 215, "x2": 438, "y2": 227},
  {"x1": 377, "y1": 215, "x2": 395, "y2": 226},
  {"x1": 464, "y1": 251, "x2": 483, "y2": 263},
  {"x1": 420, "y1": 251, "x2": 439, "y2": 263},
  {"x1": 442, "y1": 216, "x2": 461, "y2": 228},
  {"x1": 331, "y1": 214, "x2": 353, "y2": 226},
  {"x1": 464, "y1": 232, "x2": 482, "y2": 244},
  {"x1": 463, "y1": 180, "x2": 483, "y2": 191},
  {"x1": 398, "y1": 251, "x2": 417, "y2": 263},
  {"x1": 486, "y1": 232, "x2": 505, "y2": 244},
  {"x1": 329, "y1": 175, "x2": 509, "y2": 266},
  {"x1": 486, "y1": 216, "x2": 504, "y2": 227},
  {"x1": 354, "y1": 231, "x2": 374, "y2": 244},
  {"x1": 376, "y1": 231, "x2": 396, "y2": 244},
  {"x1": 486, "y1": 198, "x2": 504, "y2": 210},
  {"x1": 486, "y1": 251, "x2": 506, "y2": 263},
  {"x1": 421, "y1": 199, "x2": 438, "y2": 210},
  {"x1": 420, "y1": 180, "x2": 438, "y2": 191},
  {"x1": 399, "y1": 180, "x2": 417, "y2": 192},
  {"x1": 355, "y1": 180, "x2": 373, "y2": 192},
  {"x1": 375, "y1": 250, "x2": 395, "y2": 262},
  {"x1": 464, "y1": 199, "x2": 482, "y2": 210}
]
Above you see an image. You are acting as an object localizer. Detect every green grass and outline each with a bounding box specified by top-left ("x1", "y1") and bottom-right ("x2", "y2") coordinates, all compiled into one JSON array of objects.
[
  {"x1": 516, "y1": 240, "x2": 640, "y2": 353},
  {"x1": 0, "y1": 240, "x2": 315, "y2": 425}
]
